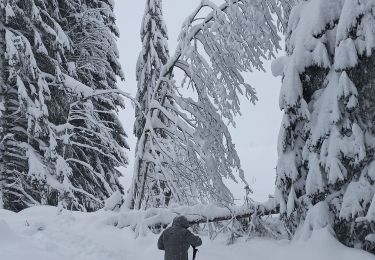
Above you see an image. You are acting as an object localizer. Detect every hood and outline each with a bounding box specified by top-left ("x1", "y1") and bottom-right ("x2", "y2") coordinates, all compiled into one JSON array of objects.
[{"x1": 172, "y1": 216, "x2": 190, "y2": 228}]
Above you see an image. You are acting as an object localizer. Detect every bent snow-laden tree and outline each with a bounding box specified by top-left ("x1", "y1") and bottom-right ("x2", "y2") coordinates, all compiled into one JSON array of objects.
[
  {"x1": 127, "y1": 0, "x2": 294, "y2": 209},
  {"x1": 0, "y1": 0, "x2": 127, "y2": 212},
  {"x1": 275, "y1": 0, "x2": 375, "y2": 253}
]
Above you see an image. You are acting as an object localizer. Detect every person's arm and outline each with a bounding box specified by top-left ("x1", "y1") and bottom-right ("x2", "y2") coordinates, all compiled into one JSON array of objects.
[
  {"x1": 157, "y1": 232, "x2": 165, "y2": 250},
  {"x1": 185, "y1": 229, "x2": 202, "y2": 247}
]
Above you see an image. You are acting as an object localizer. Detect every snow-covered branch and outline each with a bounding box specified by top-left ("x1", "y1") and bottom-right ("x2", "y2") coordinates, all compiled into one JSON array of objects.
[{"x1": 110, "y1": 199, "x2": 278, "y2": 231}]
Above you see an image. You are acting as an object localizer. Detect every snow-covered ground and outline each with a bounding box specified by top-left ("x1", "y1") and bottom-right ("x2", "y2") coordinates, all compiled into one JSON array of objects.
[{"x1": 0, "y1": 206, "x2": 373, "y2": 260}]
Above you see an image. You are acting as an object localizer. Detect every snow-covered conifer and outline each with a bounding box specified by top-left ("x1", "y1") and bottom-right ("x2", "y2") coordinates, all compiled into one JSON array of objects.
[
  {"x1": 275, "y1": 0, "x2": 375, "y2": 251},
  {"x1": 56, "y1": 0, "x2": 128, "y2": 211},
  {"x1": 0, "y1": 0, "x2": 73, "y2": 211},
  {"x1": 128, "y1": 0, "x2": 171, "y2": 210},
  {"x1": 0, "y1": 0, "x2": 127, "y2": 212}
]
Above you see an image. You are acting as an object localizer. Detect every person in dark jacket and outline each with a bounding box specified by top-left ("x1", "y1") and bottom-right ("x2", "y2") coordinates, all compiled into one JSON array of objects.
[{"x1": 158, "y1": 215, "x2": 202, "y2": 260}]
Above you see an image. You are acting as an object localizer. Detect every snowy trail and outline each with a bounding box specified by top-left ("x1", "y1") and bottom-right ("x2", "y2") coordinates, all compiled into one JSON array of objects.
[{"x1": 0, "y1": 206, "x2": 373, "y2": 260}]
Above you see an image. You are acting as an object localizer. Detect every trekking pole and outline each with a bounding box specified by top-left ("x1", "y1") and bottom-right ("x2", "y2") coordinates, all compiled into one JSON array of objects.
[{"x1": 192, "y1": 246, "x2": 199, "y2": 260}]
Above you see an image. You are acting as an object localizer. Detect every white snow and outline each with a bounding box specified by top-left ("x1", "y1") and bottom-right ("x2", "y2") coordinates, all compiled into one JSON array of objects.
[
  {"x1": 306, "y1": 153, "x2": 325, "y2": 195},
  {"x1": 271, "y1": 56, "x2": 289, "y2": 77},
  {"x1": 334, "y1": 38, "x2": 358, "y2": 70},
  {"x1": 335, "y1": 0, "x2": 362, "y2": 44},
  {"x1": 295, "y1": 202, "x2": 332, "y2": 241},
  {"x1": 366, "y1": 233, "x2": 375, "y2": 243},
  {"x1": 286, "y1": 0, "x2": 342, "y2": 72},
  {"x1": 340, "y1": 177, "x2": 374, "y2": 220},
  {"x1": 5, "y1": 3, "x2": 15, "y2": 23},
  {"x1": 279, "y1": 63, "x2": 303, "y2": 110},
  {"x1": 104, "y1": 191, "x2": 124, "y2": 211},
  {"x1": 368, "y1": 161, "x2": 375, "y2": 182},
  {"x1": 0, "y1": 206, "x2": 373, "y2": 260},
  {"x1": 53, "y1": 21, "x2": 71, "y2": 50}
]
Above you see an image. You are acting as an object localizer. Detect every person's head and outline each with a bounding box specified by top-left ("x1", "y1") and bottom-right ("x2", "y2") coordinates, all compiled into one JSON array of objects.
[{"x1": 172, "y1": 215, "x2": 190, "y2": 228}]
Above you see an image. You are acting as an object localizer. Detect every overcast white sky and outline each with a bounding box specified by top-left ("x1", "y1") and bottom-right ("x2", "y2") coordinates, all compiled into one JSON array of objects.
[{"x1": 114, "y1": 0, "x2": 283, "y2": 203}]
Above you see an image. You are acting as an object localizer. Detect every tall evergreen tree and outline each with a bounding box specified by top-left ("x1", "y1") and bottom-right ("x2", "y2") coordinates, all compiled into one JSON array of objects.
[
  {"x1": 0, "y1": 0, "x2": 74, "y2": 211},
  {"x1": 56, "y1": 0, "x2": 129, "y2": 211},
  {"x1": 128, "y1": 0, "x2": 171, "y2": 210},
  {"x1": 0, "y1": 0, "x2": 127, "y2": 212},
  {"x1": 275, "y1": 0, "x2": 375, "y2": 253}
]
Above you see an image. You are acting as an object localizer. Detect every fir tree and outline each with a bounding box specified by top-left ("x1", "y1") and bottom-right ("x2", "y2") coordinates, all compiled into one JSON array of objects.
[
  {"x1": 275, "y1": 0, "x2": 375, "y2": 253},
  {"x1": 56, "y1": 0, "x2": 128, "y2": 211},
  {"x1": 0, "y1": 0, "x2": 73, "y2": 211},
  {"x1": 0, "y1": 0, "x2": 128, "y2": 212},
  {"x1": 128, "y1": 0, "x2": 171, "y2": 210}
]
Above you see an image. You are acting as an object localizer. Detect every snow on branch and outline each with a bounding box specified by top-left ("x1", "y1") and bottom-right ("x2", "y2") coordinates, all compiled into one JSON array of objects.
[
  {"x1": 62, "y1": 74, "x2": 137, "y2": 107},
  {"x1": 163, "y1": 0, "x2": 286, "y2": 122},
  {"x1": 108, "y1": 198, "x2": 278, "y2": 235},
  {"x1": 128, "y1": 0, "x2": 294, "y2": 209}
]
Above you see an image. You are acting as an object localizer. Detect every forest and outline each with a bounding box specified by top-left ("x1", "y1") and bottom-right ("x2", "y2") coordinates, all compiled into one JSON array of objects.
[{"x1": 0, "y1": 0, "x2": 374, "y2": 259}]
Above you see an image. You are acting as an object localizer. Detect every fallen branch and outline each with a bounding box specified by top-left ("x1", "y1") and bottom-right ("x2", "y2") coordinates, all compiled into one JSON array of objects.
[
  {"x1": 189, "y1": 203, "x2": 279, "y2": 225},
  {"x1": 107, "y1": 198, "x2": 279, "y2": 231}
]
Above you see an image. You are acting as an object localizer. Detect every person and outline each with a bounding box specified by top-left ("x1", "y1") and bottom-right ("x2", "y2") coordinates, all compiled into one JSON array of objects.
[{"x1": 157, "y1": 215, "x2": 202, "y2": 260}]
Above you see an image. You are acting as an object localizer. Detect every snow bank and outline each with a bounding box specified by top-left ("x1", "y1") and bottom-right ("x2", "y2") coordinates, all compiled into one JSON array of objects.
[
  {"x1": 0, "y1": 206, "x2": 373, "y2": 260},
  {"x1": 0, "y1": 214, "x2": 60, "y2": 260}
]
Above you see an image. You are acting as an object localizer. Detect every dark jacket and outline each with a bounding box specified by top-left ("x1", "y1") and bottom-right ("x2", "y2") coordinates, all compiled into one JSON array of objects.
[{"x1": 158, "y1": 216, "x2": 202, "y2": 260}]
